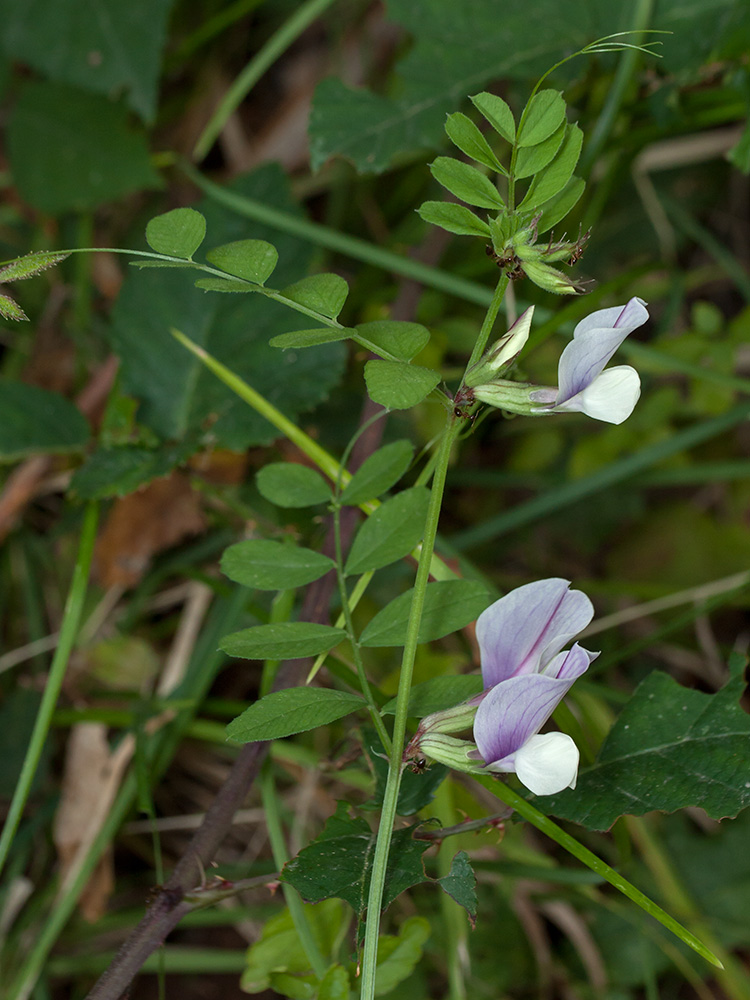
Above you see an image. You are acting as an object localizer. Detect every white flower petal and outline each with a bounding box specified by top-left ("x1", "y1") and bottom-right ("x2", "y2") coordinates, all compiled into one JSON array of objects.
[
  {"x1": 553, "y1": 366, "x2": 640, "y2": 424},
  {"x1": 513, "y1": 732, "x2": 580, "y2": 795}
]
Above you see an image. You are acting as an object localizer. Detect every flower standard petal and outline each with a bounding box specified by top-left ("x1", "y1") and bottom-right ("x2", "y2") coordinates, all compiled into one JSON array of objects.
[
  {"x1": 473, "y1": 673, "x2": 580, "y2": 765},
  {"x1": 476, "y1": 579, "x2": 594, "y2": 687}
]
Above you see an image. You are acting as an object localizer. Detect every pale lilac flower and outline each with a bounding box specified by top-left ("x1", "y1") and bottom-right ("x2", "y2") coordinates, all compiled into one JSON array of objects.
[
  {"x1": 529, "y1": 297, "x2": 648, "y2": 424},
  {"x1": 410, "y1": 579, "x2": 598, "y2": 796}
]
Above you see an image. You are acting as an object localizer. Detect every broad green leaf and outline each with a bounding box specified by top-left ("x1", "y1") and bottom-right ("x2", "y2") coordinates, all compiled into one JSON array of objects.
[
  {"x1": 437, "y1": 851, "x2": 477, "y2": 921},
  {"x1": 0, "y1": 0, "x2": 174, "y2": 120},
  {"x1": 0, "y1": 382, "x2": 90, "y2": 461},
  {"x1": 515, "y1": 120, "x2": 566, "y2": 179},
  {"x1": 444, "y1": 112, "x2": 503, "y2": 172},
  {"x1": 280, "y1": 273, "x2": 349, "y2": 319},
  {"x1": 317, "y1": 965, "x2": 350, "y2": 1000},
  {"x1": 270, "y1": 328, "x2": 351, "y2": 350},
  {"x1": 194, "y1": 277, "x2": 258, "y2": 292},
  {"x1": 541, "y1": 661, "x2": 750, "y2": 829},
  {"x1": 470, "y1": 92, "x2": 515, "y2": 144},
  {"x1": 7, "y1": 81, "x2": 161, "y2": 213},
  {"x1": 381, "y1": 675, "x2": 483, "y2": 717},
  {"x1": 256, "y1": 462, "x2": 332, "y2": 507},
  {"x1": 221, "y1": 622, "x2": 346, "y2": 661},
  {"x1": 373, "y1": 917, "x2": 431, "y2": 996},
  {"x1": 364, "y1": 360, "x2": 441, "y2": 410},
  {"x1": 345, "y1": 487, "x2": 430, "y2": 574},
  {"x1": 359, "y1": 580, "x2": 490, "y2": 647},
  {"x1": 269, "y1": 972, "x2": 316, "y2": 1000},
  {"x1": 429, "y1": 157, "x2": 504, "y2": 209},
  {"x1": 355, "y1": 320, "x2": 430, "y2": 361},
  {"x1": 221, "y1": 540, "x2": 334, "y2": 590},
  {"x1": 339, "y1": 439, "x2": 415, "y2": 505},
  {"x1": 417, "y1": 201, "x2": 491, "y2": 238},
  {"x1": 70, "y1": 440, "x2": 199, "y2": 499},
  {"x1": 205, "y1": 239, "x2": 278, "y2": 285},
  {"x1": 226, "y1": 687, "x2": 363, "y2": 742},
  {"x1": 0, "y1": 251, "x2": 69, "y2": 283},
  {"x1": 241, "y1": 899, "x2": 345, "y2": 993},
  {"x1": 536, "y1": 176, "x2": 585, "y2": 235},
  {"x1": 107, "y1": 166, "x2": 346, "y2": 449},
  {"x1": 281, "y1": 802, "x2": 429, "y2": 914},
  {"x1": 520, "y1": 124, "x2": 583, "y2": 210},
  {"x1": 517, "y1": 89, "x2": 566, "y2": 147},
  {"x1": 146, "y1": 208, "x2": 205, "y2": 259}
]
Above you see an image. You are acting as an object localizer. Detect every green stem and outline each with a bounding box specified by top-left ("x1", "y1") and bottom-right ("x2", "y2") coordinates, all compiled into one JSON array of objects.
[
  {"x1": 476, "y1": 777, "x2": 723, "y2": 970},
  {"x1": 0, "y1": 501, "x2": 99, "y2": 878},
  {"x1": 358, "y1": 414, "x2": 461, "y2": 1000},
  {"x1": 192, "y1": 0, "x2": 337, "y2": 161},
  {"x1": 464, "y1": 273, "x2": 509, "y2": 372},
  {"x1": 259, "y1": 766, "x2": 329, "y2": 979},
  {"x1": 332, "y1": 503, "x2": 392, "y2": 753}
]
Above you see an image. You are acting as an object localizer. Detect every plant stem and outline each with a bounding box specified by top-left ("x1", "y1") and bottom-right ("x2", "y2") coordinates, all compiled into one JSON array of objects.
[
  {"x1": 358, "y1": 413, "x2": 461, "y2": 1000},
  {"x1": 0, "y1": 501, "x2": 99, "y2": 878},
  {"x1": 464, "y1": 274, "x2": 509, "y2": 372}
]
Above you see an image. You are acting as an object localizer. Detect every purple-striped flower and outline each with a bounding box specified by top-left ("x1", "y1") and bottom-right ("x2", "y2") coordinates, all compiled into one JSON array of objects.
[{"x1": 408, "y1": 579, "x2": 598, "y2": 796}]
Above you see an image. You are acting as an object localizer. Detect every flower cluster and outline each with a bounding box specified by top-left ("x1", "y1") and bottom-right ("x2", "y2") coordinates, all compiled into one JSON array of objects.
[
  {"x1": 404, "y1": 579, "x2": 598, "y2": 796},
  {"x1": 458, "y1": 297, "x2": 649, "y2": 426}
]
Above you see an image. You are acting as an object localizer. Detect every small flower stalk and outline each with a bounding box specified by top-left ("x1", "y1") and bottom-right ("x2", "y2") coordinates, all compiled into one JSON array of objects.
[
  {"x1": 463, "y1": 297, "x2": 649, "y2": 426},
  {"x1": 405, "y1": 579, "x2": 598, "y2": 796}
]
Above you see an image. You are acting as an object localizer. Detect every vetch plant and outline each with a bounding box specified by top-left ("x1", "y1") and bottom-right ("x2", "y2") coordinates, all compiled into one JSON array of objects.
[{"x1": 405, "y1": 579, "x2": 598, "y2": 795}]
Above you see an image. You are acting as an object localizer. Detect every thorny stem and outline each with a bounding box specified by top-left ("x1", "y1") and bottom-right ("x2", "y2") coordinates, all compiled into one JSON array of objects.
[{"x1": 358, "y1": 412, "x2": 461, "y2": 1000}]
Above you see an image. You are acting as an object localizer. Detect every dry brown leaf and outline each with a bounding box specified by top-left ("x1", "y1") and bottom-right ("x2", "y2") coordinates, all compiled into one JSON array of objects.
[
  {"x1": 94, "y1": 471, "x2": 206, "y2": 588},
  {"x1": 53, "y1": 723, "x2": 115, "y2": 921}
]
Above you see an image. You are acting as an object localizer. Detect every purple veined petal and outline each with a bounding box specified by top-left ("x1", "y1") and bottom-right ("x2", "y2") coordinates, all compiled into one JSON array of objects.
[
  {"x1": 486, "y1": 732, "x2": 579, "y2": 795},
  {"x1": 541, "y1": 642, "x2": 598, "y2": 680},
  {"x1": 571, "y1": 297, "x2": 649, "y2": 339},
  {"x1": 556, "y1": 298, "x2": 649, "y2": 403},
  {"x1": 473, "y1": 673, "x2": 578, "y2": 765},
  {"x1": 476, "y1": 579, "x2": 594, "y2": 687}
]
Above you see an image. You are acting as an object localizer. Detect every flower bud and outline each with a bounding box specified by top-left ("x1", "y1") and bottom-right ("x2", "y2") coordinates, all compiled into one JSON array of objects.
[
  {"x1": 521, "y1": 260, "x2": 588, "y2": 295},
  {"x1": 416, "y1": 734, "x2": 485, "y2": 774},
  {"x1": 464, "y1": 307, "x2": 534, "y2": 388},
  {"x1": 471, "y1": 380, "x2": 542, "y2": 416}
]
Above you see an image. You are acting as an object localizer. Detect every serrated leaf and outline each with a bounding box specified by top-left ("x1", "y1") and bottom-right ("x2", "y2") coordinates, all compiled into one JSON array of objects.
[
  {"x1": 418, "y1": 201, "x2": 491, "y2": 238},
  {"x1": 374, "y1": 917, "x2": 431, "y2": 996},
  {"x1": 355, "y1": 320, "x2": 430, "y2": 362},
  {"x1": 221, "y1": 622, "x2": 347, "y2": 661},
  {"x1": 221, "y1": 540, "x2": 334, "y2": 591},
  {"x1": 515, "y1": 120, "x2": 566, "y2": 179},
  {"x1": 470, "y1": 92, "x2": 515, "y2": 144},
  {"x1": 536, "y1": 176, "x2": 585, "y2": 235},
  {"x1": 444, "y1": 112, "x2": 503, "y2": 172},
  {"x1": 1, "y1": 0, "x2": 173, "y2": 121},
  {"x1": 256, "y1": 462, "x2": 332, "y2": 507},
  {"x1": 517, "y1": 89, "x2": 566, "y2": 147},
  {"x1": 541, "y1": 664, "x2": 750, "y2": 829},
  {"x1": 339, "y1": 440, "x2": 414, "y2": 506},
  {"x1": 226, "y1": 687, "x2": 363, "y2": 742},
  {"x1": 437, "y1": 851, "x2": 477, "y2": 922},
  {"x1": 270, "y1": 328, "x2": 351, "y2": 350},
  {"x1": 281, "y1": 803, "x2": 429, "y2": 915},
  {"x1": 429, "y1": 157, "x2": 504, "y2": 210},
  {"x1": 146, "y1": 208, "x2": 206, "y2": 259},
  {"x1": 0, "y1": 251, "x2": 70, "y2": 283},
  {"x1": 195, "y1": 277, "x2": 257, "y2": 292},
  {"x1": 0, "y1": 382, "x2": 90, "y2": 461},
  {"x1": 205, "y1": 239, "x2": 278, "y2": 285},
  {"x1": 520, "y1": 124, "x2": 583, "y2": 210},
  {"x1": 381, "y1": 675, "x2": 483, "y2": 717},
  {"x1": 70, "y1": 440, "x2": 199, "y2": 499},
  {"x1": 107, "y1": 166, "x2": 346, "y2": 450},
  {"x1": 345, "y1": 487, "x2": 430, "y2": 575},
  {"x1": 364, "y1": 360, "x2": 441, "y2": 410},
  {"x1": 360, "y1": 580, "x2": 490, "y2": 647},
  {"x1": 0, "y1": 293, "x2": 27, "y2": 321},
  {"x1": 7, "y1": 81, "x2": 161, "y2": 214},
  {"x1": 280, "y1": 273, "x2": 349, "y2": 320}
]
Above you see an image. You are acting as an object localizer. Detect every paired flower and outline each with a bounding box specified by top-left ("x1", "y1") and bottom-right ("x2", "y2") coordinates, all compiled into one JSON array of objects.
[
  {"x1": 462, "y1": 297, "x2": 649, "y2": 426},
  {"x1": 405, "y1": 579, "x2": 598, "y2": 796}
]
